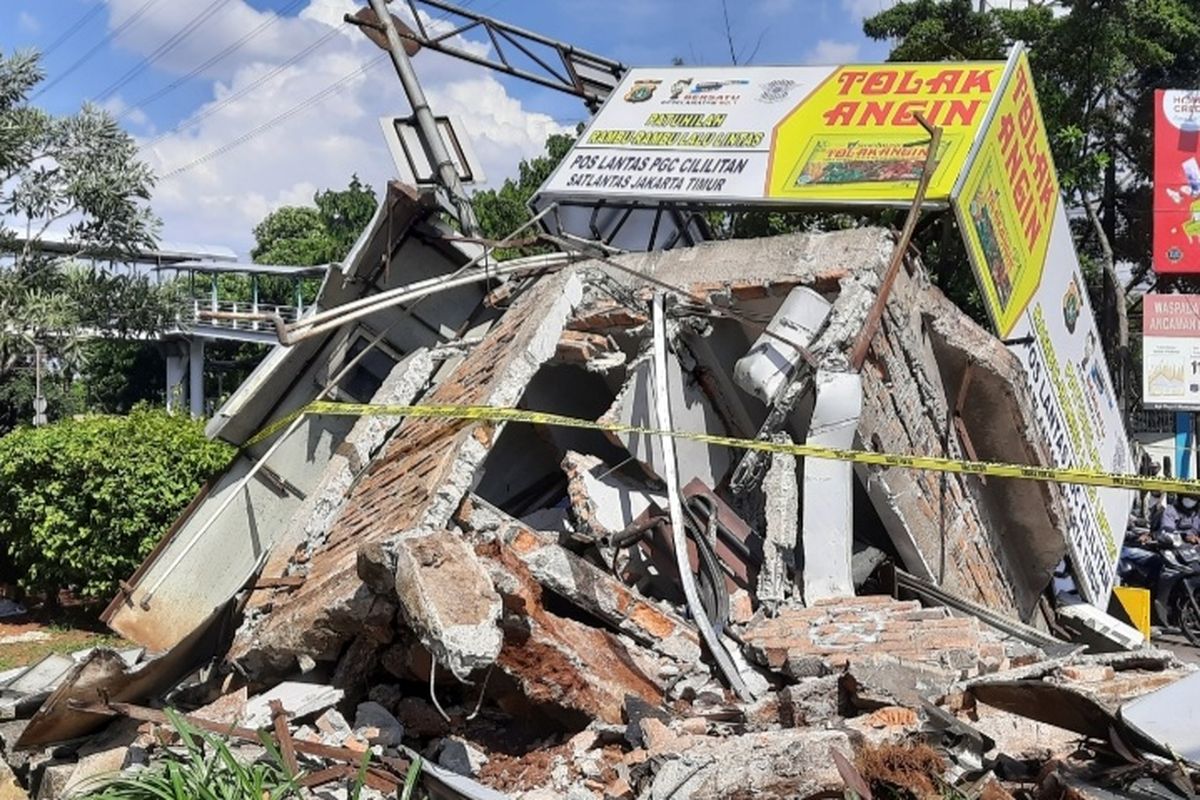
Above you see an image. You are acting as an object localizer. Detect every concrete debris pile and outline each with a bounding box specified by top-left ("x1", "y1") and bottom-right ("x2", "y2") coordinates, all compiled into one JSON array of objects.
[{"x1": 0, "y1": 205, "x2": 1192, "y2": 799}]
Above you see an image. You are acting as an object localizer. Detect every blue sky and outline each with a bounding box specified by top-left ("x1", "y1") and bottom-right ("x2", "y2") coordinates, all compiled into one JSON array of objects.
[{"x1": 1, "y1": 0, "x2": 901, "y2": 254}]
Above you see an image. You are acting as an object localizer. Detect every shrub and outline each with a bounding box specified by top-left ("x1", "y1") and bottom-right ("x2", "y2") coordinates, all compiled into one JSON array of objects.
[{"x1": 0, "y1": 408, "x2": 234, "y2": 600}]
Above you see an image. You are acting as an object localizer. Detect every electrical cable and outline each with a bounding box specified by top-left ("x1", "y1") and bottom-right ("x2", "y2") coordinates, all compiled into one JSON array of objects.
[
  {"x1": 94, "y1": 0, "x2": 236, "y2": 103},
  {"x1": 118, "y1": 0, "x2": 307, "y2": 120},
  {"x1": 138, "y1": 21, "x2": 348, "y2": 151},
  {"x1": 150, "y1": 0, "x2": 482, "y2": 176},
  {"x1": 158, "y1": 54, "x2": 387, "y2": 179},
  {"x1": 40, "y1": 3, "x2": 105, "y2": 59},
  {"x1": 32, "y1": 0, "x2": 166, "y2": 101}
]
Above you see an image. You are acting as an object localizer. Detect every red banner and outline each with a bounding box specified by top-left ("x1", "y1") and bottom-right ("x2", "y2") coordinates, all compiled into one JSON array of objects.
[{"x1": 1154, "y1": 90, "x2": 1200, "y2": 273}]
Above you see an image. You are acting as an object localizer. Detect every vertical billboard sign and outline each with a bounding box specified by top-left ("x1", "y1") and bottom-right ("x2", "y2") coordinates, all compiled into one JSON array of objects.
[
  {"x1": 1142, "y1": 293, "x2": 1200, "y2": 409},
  {"x1": 952, "y1": 48, "x2": 1132, "y2": 606},
  {"x1": 1154, "y1": 90, "x2": 1200, "y2": 274}
]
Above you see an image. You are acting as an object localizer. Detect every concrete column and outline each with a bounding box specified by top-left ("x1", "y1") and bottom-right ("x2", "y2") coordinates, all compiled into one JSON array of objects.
[
  {"x1": 801, "y1": 369, "x2": 863, "y2": 603},
  {"x1": 188, "y1": 337, "x2": 205, "y2": 418},
  {"x1": 165, "y1": 344, "x2": 187, "y2": 414},
  {"x1": 759, "y1": 435, "x2": 798, "y2": 613}
]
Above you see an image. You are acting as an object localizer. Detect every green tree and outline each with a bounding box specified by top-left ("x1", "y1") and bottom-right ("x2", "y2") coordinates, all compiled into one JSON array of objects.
[
  {"x1": 0, "y1": 408, "x2": 233, "y2": 600},
  {"x1": 0, "y1": 48, "x2": 172, "y2": 430},
  {"x1": 81, "y1": 341, "x2": 166, "y2": 413},
  {"x1": 250, "y1": 206, "x2": 330, "y2": 267},
  {"x1": 205, "y1": 178, "x2": 380, "y2": 409},
  {"x1": 473, "y1": 131, "x2": 579, "y2": 249},
  {"x1": 250, "y1": 175, "x2": 378, "y2": 266}
]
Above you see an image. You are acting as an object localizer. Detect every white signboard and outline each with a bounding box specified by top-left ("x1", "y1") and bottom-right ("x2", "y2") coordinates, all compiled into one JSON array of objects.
[
  {"x1": 539, "y1": 63, "x2": 1006, "y2": 206},
  {"x1": 1004, "y1": 203, "x2": 1131, "y2": 603},
  {"x1": 951, "y1": 49, "x2": 1131, "y2": 605}
]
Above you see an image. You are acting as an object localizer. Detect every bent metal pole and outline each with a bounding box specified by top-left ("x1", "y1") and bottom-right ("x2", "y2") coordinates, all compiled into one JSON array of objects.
[{"x1": 366, "y1": 0, "x2": 480, "y2": 236}]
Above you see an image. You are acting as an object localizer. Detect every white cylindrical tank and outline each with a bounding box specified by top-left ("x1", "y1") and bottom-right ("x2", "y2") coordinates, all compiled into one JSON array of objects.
[{"x1": 733, "y1": 286, "x2": 832, "y2": 404}]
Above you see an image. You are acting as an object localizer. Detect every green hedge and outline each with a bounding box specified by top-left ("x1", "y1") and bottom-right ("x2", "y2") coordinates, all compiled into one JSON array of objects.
[{"x1": 0, "y1": 408, "x2": 234, "y2": 599}]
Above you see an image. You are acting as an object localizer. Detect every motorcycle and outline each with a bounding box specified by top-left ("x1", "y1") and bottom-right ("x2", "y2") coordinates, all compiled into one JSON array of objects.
[{"x1": 1120, "y1": 526, "x2": 1200, "y2": 646}]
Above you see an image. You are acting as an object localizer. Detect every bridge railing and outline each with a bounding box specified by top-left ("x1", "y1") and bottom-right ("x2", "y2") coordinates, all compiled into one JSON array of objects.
[{"x1": 185, "y1": 299, "x2": 303, "y2": 333}]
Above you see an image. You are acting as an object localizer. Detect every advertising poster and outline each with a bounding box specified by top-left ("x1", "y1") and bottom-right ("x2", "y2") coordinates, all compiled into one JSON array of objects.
[
  {"x1": 954, "y1": 53, "x2": 1057, "y2": 339},
  {"x1": 537, "y1": 63, "x2": 1004, "y2": 206},
  {"x1": 1154, "y1": 90, "x2": 1200, "y2": 274},
  {"x1": 951, "y1": 50, "x2": 1130, "y2": 605},
  {"x1": 1142, "y1": 293, "x2": 1200, "y2": 409}
]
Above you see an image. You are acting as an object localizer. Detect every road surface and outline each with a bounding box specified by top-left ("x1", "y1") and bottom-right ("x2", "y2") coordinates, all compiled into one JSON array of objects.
[{"x1": 1156, "y1": 631, "x2": 1200, "y2": 665}]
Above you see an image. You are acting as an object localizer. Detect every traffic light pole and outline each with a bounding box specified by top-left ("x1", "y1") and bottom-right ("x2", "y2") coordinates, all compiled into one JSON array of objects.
[{"x1": 365, "y1": 0, "x2": 480, "y2": 236}]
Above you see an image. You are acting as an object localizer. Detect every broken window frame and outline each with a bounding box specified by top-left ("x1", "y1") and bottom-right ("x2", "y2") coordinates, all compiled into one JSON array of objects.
[{"x1": 318, "y1": 325, "x2": 404, "y2": 404}]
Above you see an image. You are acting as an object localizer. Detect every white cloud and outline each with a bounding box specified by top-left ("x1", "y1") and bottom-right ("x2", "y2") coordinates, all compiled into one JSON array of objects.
[
  {"x1": 841, "y1": 0, "x2": 900, "y2": 20},
  {"x1": 105, "y1": 0, "x2": 567, "y2": 255},
  {"x1": 100, "y1": 96, "x2": 150, "y2": 128},
  {"x1": 17, "y1": 11, "x2": 39, "y2": 33},
  {"x1": 804, "y1": 39, "x2": 862, "y2": 65}
]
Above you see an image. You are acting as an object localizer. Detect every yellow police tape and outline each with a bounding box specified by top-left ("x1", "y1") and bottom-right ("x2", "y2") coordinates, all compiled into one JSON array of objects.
[{"x1": 246, "y1": 400, "x2": 1199, "y2": 495}]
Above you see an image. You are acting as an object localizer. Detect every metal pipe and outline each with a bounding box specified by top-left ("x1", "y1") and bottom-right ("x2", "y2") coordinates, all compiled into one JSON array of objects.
[
  {"x1": 287, "y1": 256, "x2": 571, "y2": 343},
  {"x1": 651, "y1": 292, "x2": 753, "y2": 701},
  {"x1": 281, "y1": 203, "x2": 560, "y2": 338}
]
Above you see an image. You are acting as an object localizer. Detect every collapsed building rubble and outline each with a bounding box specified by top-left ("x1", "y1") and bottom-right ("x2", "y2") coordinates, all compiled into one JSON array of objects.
[{"x1": 0, "y1": 211, "x2": 1191, "y2": 799}]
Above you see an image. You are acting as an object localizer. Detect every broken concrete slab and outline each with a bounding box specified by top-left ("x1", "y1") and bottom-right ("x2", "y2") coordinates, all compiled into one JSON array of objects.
[
  {"x1": 229, "y1": 272, "x2": 583, "y2": 678},
  {"x1": 393, "y1": 527, "x2": 503, "y2": 680},
  {"x1": 777, "y1": 675, "x2": 841, "y2": 727},
  {"x1": 60, "y1": 744, "x2": 135, "y2": 797},
  {"x1": 241, "y1": 682, "x2": 344, "y2": 728},
  {"x1": 481, "y1": 538, "x2": 670, "y2": 725},
  {"x1": 742, "y1": 596, "x2": 984, "y2": 676},
  {"x1": 1056, "y1": 601, "x2": 1145, "y2": 652},
  {"x1": 561, "y1": 451, "x2": 665, "y2": 540},
  {"x1": 495, "y1": 517, "x2": 701, "y2": 664},
  {"x1": 759, "y1": 438, "x2": 798, "y2": 613},
  {"x1": 644, "y1": 729, "x2": 851, "y2": 800},
  {"x1": 843, "y1": 655, "x2": 961, "y2": 709},
  {"x1": 34, "y1": 761, "x2": 72, "y2": 800},
  {"x1": 0, "y1": 759, "x2": 24, "y2": 800}
]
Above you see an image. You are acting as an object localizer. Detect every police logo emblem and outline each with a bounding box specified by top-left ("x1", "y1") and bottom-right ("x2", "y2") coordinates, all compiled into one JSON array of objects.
[{"x1": 624, "y1": 79, "x2": 661, "y2": 103}]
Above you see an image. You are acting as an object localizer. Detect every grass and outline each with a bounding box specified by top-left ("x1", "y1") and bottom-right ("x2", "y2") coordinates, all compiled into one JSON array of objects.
[
  {"x1": 74, "y1": 708, "x2": 429, "y2": 800},
  {"x1": 0, "y1": 622, "x2": 128, "y2": 671},
  {"x1": 76, "y1": 709, "x2": 307, "y2": 800},
  {"x1": 0, "y1": 598, "x2": 133, "y2": 672}
]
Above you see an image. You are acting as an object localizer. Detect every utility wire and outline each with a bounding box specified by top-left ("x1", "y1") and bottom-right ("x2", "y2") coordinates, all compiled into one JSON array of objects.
[
  {"x1": 40, "y1": 3, "x2": 105, "y2": 59},
  {"x1": 139, "y1": 22, "x2": 347, "y2": 150},
  {"x1": 119, "y1": 0, "x2": 308, "y2": 120},
  {"x1": 158, "y1": 54, "x2": 387, "y2": 180},
  {"x1": 95, "y1": 0, "x2": 235, "y2": 104},
  {"x1": 32, "y1": 0, "x2": 166, "y2": 101},
  {"x1": 151, "y1": 0, "x2": 479, "y2": 177}
]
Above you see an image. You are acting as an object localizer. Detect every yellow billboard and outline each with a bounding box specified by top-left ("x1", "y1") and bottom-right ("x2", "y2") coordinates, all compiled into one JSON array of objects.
[
  {"x1": 952, "y1": 52, "x2": 1058, "y2": 337},
  {"x1": 766, "y1": 63, "x2": 1005, "y2": 202}
]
